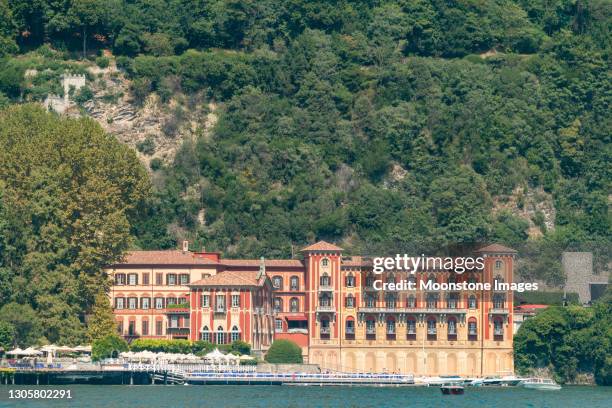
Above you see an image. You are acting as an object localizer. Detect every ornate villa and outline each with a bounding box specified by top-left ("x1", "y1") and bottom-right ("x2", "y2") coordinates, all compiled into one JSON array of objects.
[{"x1": 107, "y1": 241, "x2": 516, "y2": 376}]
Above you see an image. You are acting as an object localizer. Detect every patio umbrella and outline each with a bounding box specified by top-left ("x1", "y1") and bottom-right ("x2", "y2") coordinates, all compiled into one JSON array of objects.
[
  {"x1": 22, "y1": 347, "x2": 42, "y2": 356},
  {"x1": 74, "y1": 345, "x2": 92, "y2": 353},
  {"x1": 7, "y1": 348, "x2": 23, "y2": 356}
]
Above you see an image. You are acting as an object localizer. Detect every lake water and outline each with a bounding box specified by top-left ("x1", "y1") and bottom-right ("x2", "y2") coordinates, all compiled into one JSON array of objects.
[{"x1": 0, "y1": 385, "x2": 610, "y2": 407}]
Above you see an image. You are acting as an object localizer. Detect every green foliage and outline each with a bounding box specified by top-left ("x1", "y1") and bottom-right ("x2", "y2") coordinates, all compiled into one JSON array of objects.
[
  {"x1": 74, "y1": 86, "x2": 94, "y2": 105},
  {"x1": 136, "y1": 137, "x2": 156, "y2": 156},
  {"x1": 87, "y1": 292, "x2": 117, "y2": 342},
  {"x1": 95, "y1": 56, "x2": 109, "y2": 68},
  {"x1": 92, "y1": 334, "x2": 128, "y2": 361},
  {"x1": 514, "y1": 303, "x2": 612, "y2": 385},
  {"x1": 129, "y1": 339, "x2": 249, "y2": 355},
  {"x1": 0, "y1": 320, "x2": 15, "y2": 349},
  {"x1": 264, "y1": 339, "x2": 303, "y2": 364},
  {"x1": 0, "y1": 105, "x2": 150, "y2": 345}
]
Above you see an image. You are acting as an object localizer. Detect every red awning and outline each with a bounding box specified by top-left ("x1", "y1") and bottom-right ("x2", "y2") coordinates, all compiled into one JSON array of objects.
[{"x1": 285, "y1": 314, "x2": 308, "y2": 321}]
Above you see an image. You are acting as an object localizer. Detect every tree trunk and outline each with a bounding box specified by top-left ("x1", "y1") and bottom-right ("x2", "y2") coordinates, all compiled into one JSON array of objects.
[{"x1": 83, "y1": 26, "x2": 87, "y2": 60}]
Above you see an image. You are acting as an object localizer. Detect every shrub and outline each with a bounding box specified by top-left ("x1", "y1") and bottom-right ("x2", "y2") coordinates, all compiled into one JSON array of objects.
[
  {"x1": 73, "y1": 86, "x2": 94, "y2": 105},
  {"x1": 264, "y1": 340, "x2": 302, "y2": 364},
  {"x1": 137, "y1": 137, "x2": 156, "y2": 155},
  {"x1": 150, "y1": 158, "x2": 163, "y2": 171},
  {"x1": 92, "y1": 334, "x2": 128, "y2": 361},
  {"x1": 96, "y1": 56, "x2": 110, "y2": 69}
]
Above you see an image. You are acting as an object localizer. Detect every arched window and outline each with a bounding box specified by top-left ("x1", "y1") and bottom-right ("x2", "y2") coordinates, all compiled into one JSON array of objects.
[
  {"x1": 447, "y1": 292, "x2": 459, "y2": 309},
  {"x1": 345, "y1": 273, "x2": 355, "y2": 287},
  {"x1": 321, "y1": 258, "x2": 329, "y2": 267},
  {"x1": 320, "y1": 316, "x2": 330, "y2": 339},
  {"x1": 493, "y1": 293, "x2": 505, "y2": 309},
  {"x1": 216, "y1": 326, "x2": 225, "y2": 344},
  {"x1": 448, "y1": 274, "x2": 456, "y2": 284},
  {"x1": 273, "y1": 297, "x2": 283, "y2": 312},
  {"x1": 468, "y1": 295, "x2": 477, "y2": 309},
  {"x1": 365, "y1": 317, "x2": 376, "y2": 340},
  {"x1": 345, "y1": 317, "x2": 355, "y2": 339},
  {"x1": 272, "y1": 276, "x2": 282, "y2": 289},
  {"x1": 365, "y1": 275, "x2": 375, "y2": 287},
  {"x1": 366, "y1": 294, "x2": 376, "y2": 308},
  {"x1": 320, "y1": 273, "x2": 330, "y2": 287},
  {"x1": 387, "y1": 274, "x2": 396, "y2": 284},
  {"x1": 493, "y1": 317, "x2": 504, "y2": 341},
  {"x1": 406, "y1": 316, "x2": 417, "y2": 340},
  {"x1": 386, "y1": 316, "x2": 396, "y2": 340},
  {"x1": 468, "y1": 318, "x2": 478, "y2": 341},
  {"x1": 200, "y1": 326, "x2": 210, "y2": 342},
  {"x1": 468, "y1": 275, "x2": 478, "y2": 285},
  {"x1": 290, "y1": 297, "x2": 299, "y2": 312},
  {"x1": 319, "y1": 293, "x2": 332, "y2": 307},
  {"x1": 426, "y1": 293, "x2": 437, "y2": 308},
  {"x1": 407, "y1": 295, "x2": 416, "y2": 308},
  {"x1": 385, "y1": 293, "x2": 396, "y2": 308},
  {"x1": 495, "y1": 260, "x2": 503, "y2": 269},
  {"x1": 290, "y1": 276, "x2": 299, "y2": 291},
  {"x1": 447, "y1": 317, "x2": 457, "y2": 341},
  {"x1": 427, "y1": 274, "x2": 436, "y2": 284},
  {"x1": 427, "y1": 317, "x2": 437, "y2": 340},
  {"x1": 231, "y1": 325, "x2": 241, "y2": 342},
  {"x1": 345, "y1": 294, "x2": 355, "y2": 308}
]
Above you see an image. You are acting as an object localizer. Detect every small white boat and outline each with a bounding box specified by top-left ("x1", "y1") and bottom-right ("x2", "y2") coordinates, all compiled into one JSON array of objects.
[{"x1": 521, "y1": 378, "x2": 562, "y2": 390}]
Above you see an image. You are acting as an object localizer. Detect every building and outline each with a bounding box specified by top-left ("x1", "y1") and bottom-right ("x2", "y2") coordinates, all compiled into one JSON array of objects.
[
  {"x1": 562, "y1": 252, "x2": 609, "y2": 304},
  {"x1": 107, "y1": 241, "x2": 516, "y2": 375},
  {"x1": 513, "y1": 304, "x2": 548, "y2": 334}
]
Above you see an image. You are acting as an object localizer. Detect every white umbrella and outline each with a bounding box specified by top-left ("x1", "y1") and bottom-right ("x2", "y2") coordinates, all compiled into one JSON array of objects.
[
  {"x1": 205, "y1": 348, "x2": 225, "y2": 360},
  {"x1": 74, "y1": 345, "x2": 92, "y2": 353},
  {"x1": 22, "y1": 347, "x2": 42, "y2": 356},
  {"x1": 7, "y1": 348, "x2": 23, "y2": 356},
  {"x1": 239, "y1": 354, "x2": 254, "y2": 360}
]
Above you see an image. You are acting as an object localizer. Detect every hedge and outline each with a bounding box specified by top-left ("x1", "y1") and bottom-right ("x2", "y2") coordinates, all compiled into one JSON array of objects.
[{"x1": 264, "y1": 340, "x2": 303, "y2": 364}]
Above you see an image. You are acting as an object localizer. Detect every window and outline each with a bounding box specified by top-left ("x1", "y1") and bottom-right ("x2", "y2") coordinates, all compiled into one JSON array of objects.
[
  {"x1": 274, "y1": 297, "x2": 282, "y2": 313},
  {"x1": 385, "y1": 294, "x2": 396, "y2": 308},
  {"x1": 493, "y1": 293, "x2": 505, "y2": 309},
  {"x1": 128, "y1": 321, "x2": 135, "y2": 336},
  {"x1": 345, "y1": 295, "x2": 354, "y2": 308},
  {"x1": 142, "y1": 273, "x2": 149, "y2": 285},
  {"x1": 321, "y1": 258, "x2": 329, "y2": 267},
  {"x1": 115, "y1": 274, "x2": 125, "y2": 285},
  {"x1": 290, "y1": 276, "x2": 299, "y2": 290},
  {"x1": 169, "y1": 316, "x2": 179, "y2": 329},
  {"x1": 216, "y1": 326, "x2": 225, "y2": 344},
  {"x1": 166, "y1": 297, "x2": 177, "y2": 306},
  {"x1": 155, "y1": 297, "x2": 164, "y2": 309},
  {"x1": 290, "y1": 297, "x2": 299, "y2": 312},
  {"x1": 320, "y1": 274, "x2": 330, "y2": 287},
  {"x1": 366, "y1": 318, "x2": 376, "y2": 340},
  {"x1": 345, "y1": 274, "x2": 355, "y2": 287},
  {"x1": 216, "y1": 295, "x2": 226, "y2": 312},
  {"x1": 407, "y1": 295, "x2": 416, "y2": 308},
  {"x1": 232, "y1": 295, "x2": 240, "y2": 308},
  {"x1": 275, "y1": 319, "x2": 283, "y2": 332},
  {"x1": 231, "y1": 326, "x2": 240, "y2": 342},
  {"x1": 448, "y1": 274, "x2": 456, "y2": 284},
  {"x1": 319, "y1": 294, "x2": 331, "y2": 307},
  {"x1": 320, "y1": 318, "x2": 330, "y2": 339},
  {"x1": 345, "y1": 318, "x2": 355, "y2": 339},
  {"x1": 366, "y1": 295, "x2": 376, "y2": 308},
  {"x1": 386, "y1": 318, "x2": 396, "y2": 340},
  {"x1": 365, "y1": 275, "x2": 374, "y2": 287},
  {"x1": 115, "y1": 297, "x2": 124, "y2": 309},
  {"x1": 141, "y1": 297, "x2": 150, "y2": 310},
  {"x1": 180, "y1": 274, "x2": 189, "y2": 285},
  {"x1": 426, "y1": 293, "x2": 437, "y2": 308},
  {"x1": 178, "y1": 297, "x2": 187, "y2": 305},
  {"x1": 447, "y1": 293, "x2": 458, "y2": 309},
  {"x1": 155, "y1": 321, "x2": 163, "y2": 336},
  {"x1": 468, "y1": 295, "x2": 477, "y2": 309},
  {"x1": 427, "y1": 274, "x2": 436, "y2": 284},
  {"x1": 128, "y1": 274, "x2": 138, "y2": 285},
  {"x1": 200, "y1": 326, "x2": 210, "y2": 342},
  {"x1": 201, "y1": 295, "x2": 210, "y2": 307},
  {"x1": 272, "y1": 276, "x2": 282, "y2": 289},
  {"x1": 387, "y1": 274, "x2": 396, "y2": 284},
  {"x1": 407, "y1": 319, "x2": 416, "y2": 340},
  {"x1": 448, "y1": 318, "x2": 457, "y2": 341},
  {"x1": 495, "y1": 260, "x2": 503, "y2": 269},
  {"x1": 427, "y1": 318, "x2": 437, "y2": 340},
  {"x1": 408, "y1": 275, "x2": 416, "y2": 286},
  {"x1": 128, "y1": 297, "x2": 137, "y2": 310},
  {"x1": 167, "y1": 274, "x2": 177, "y2": 285},
  {"x1": 142, "y1": 320, "x2": 149, "y2": 336},
  {"x1": 468, "y1": 319, "x2": 477, "y2": 341},
  {"x1": 494, "y1": 319, "x2": 504, "y2": 341},
  {"x1": 468, "y1": 276, "x2": 477, "y2": 285},
  {"x1": 156, "y1": 273, "x2": 163, "y2": 285},
  {"x1": 117, "y1": 320, "x2": 123, "y2": 335}
]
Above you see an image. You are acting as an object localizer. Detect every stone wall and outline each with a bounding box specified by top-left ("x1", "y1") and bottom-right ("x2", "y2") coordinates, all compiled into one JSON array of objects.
[{"x1": 562, "y1": 252, "x2": 609, "y2": 304}]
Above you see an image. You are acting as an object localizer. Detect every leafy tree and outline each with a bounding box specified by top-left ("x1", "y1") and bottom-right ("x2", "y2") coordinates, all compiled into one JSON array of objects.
[
  {"x1": 92, "y1": 334, "x2": 128, "y2": 361},
  {"x1": 264, "y1": 339, "x2": 303, "y2": 363},
  {"x1": 0, "y1": 320, "x2": 15, "y2": 349},
  {"x1": 87, "y1": 292, "x2": 117, "y2": 342}
]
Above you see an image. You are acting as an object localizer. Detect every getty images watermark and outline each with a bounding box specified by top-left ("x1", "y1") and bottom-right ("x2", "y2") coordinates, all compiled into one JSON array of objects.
[{"x1": 371, "y1": 254, "x2": 539, "y2": 292}]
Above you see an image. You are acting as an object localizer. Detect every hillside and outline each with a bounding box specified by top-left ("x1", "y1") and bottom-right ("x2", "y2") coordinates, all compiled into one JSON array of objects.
[{"x1": 0, "y1": 1, "x2": 610, "y2": 291}]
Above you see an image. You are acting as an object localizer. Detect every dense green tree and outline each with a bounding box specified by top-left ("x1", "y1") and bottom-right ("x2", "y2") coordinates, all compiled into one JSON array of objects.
[
  {"x1": 87, "y1": 292, "x2": 117, "y2": 342},
  {"x1": 264, "y1": 339, "x2": 303, "y2": 363},
  {"x1": 91, "y1": 334, "x2": 128, "y2": 361}
]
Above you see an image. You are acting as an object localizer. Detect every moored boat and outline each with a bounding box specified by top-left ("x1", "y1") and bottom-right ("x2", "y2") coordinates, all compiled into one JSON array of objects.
[
  {"x1": 440, "y1": 385, "x2": 464, "y2": 395},
  {"x1": 521, "y1": 378, "x2": 561, "y2": 390}
]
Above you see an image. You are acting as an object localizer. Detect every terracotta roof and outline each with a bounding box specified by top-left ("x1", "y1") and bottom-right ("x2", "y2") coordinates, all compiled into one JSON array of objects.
[
  {"x1": 189, "y1": 271, "x2": 266, "y2": 287},
  {"x1": 341, "y1": 256, "x2": 372, "y2": 267},
  {"x1": 113, "y1": 250, "x2": 220, "y2": 265},
  {"x1": 223, "y1": 259, "x2": 303, "y2": 267},
  {"x1": 475, "y1": 244, "x2": 517, "y2": 254},
  {"x1": 300, "y1": 241, "x2": 343, "y2": 252}
]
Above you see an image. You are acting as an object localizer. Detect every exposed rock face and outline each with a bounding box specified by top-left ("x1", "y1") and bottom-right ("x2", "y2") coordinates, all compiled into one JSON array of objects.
[
  {"x1": 492, "y1": 186, "x2": 556, "y2": 238},
  {"x1": 81, "y1": 62, "x2": 217, "y2": 168}
]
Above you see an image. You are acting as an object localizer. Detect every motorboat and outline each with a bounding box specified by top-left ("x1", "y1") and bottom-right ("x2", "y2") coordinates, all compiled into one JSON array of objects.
[
  {"x1": 469, "y1": 375, "x2": 523, "y2": 387},
  {"x1": 521, "y1": 378, "x2": 561, "y2": 390},
  {"x1": 440, "y1": 385, "x2": 464, "y2": 395}
]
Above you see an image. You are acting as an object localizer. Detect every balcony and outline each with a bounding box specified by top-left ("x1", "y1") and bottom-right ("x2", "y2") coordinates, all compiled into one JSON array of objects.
[
  {"x1": 167, "y1": 327, "x2": 190, "y2": 333},
  {"x1": 320, "y1": 327, "x2": 330, "y2": 340},
  {"x1": 317, "y1": 305, "x2": 335, "y2": 313},
  {"x1": 468, "y1": 333, "x2": 478, "y2": 341},
  {"x1": 447, "y1": 333, "x2": 457, "y2": 341},
  {"x1": 366, "y1": 331, "x2": 376, "y2": 340},
  {"x1": 214, "y1": 306, "x2": 226, "y2": 314},
  {"x1": 319, "y1": 285, "x2": 333, "y2": 292},
  {"x1": 345, "y1": 330, "x2": 355, "y2": 340},
  {"x1": 490, "y1": 308, "x2": 509, "y2": 315},
  {"x1": 386, "y1": 332, "x2": 396, "y2": 340},
  {"x1": 407, "y1": 332, "x2": 416, "y2": 340}
]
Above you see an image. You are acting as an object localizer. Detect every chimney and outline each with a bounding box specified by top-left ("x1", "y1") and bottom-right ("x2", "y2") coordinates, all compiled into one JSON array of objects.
[{"x1": 182, "y1": 240, "x2": 189, "y2": 253}]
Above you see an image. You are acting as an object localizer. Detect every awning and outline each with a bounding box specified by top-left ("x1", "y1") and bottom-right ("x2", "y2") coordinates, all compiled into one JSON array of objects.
[{"x1": 285, "y1": 314, "x2": 308, "y2": 321}]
